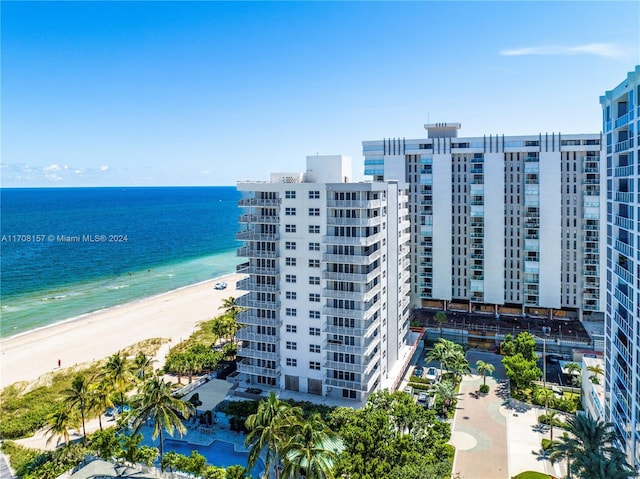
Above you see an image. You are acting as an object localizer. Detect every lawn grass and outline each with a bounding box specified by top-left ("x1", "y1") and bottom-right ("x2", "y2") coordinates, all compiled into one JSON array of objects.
[
  {"x1": 0, "y1": 338, "x2": 166, "y2": 439},
  {"x1": 512, "y1": 471, "x2": 553, "y2": 479}
]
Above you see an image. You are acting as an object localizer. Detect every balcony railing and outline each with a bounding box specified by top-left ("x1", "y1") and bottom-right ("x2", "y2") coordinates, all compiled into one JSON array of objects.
[
  {"x1": 615, "y1": 138, "x2": 634, "y2": 153},
  {"x1": 614, "y1": 263, "x2": 633, "y2": 284},
  {"x1": 237, "y1": 311, "x2": 281, "y2": 327},
  {"x1": 322, "y1": 233, "x2": 382, "y2": 246},
  {"x1": 326, "y1": 216, "x2": 383, "y2": 227},
  {"x1": 238, "y1": 198, "x2": 281, "y2": 207},
  {"x1": 236, "y1": 328, "x2": 279, "y2": 343},
  {"x1": 238, "y1": 214, "x2": 280, "y2": 224},
  {"x1": 237, "y1": 358, "x2": 280, "y2": 378},
  {"x1": 236, "y1": 278, "x2": 278, "y2": 293},
  {"x1": 326, "y1": 199, "x2": 382, "y2": 209},
  {"x1": 322, "y1": 270, "x2": 378, "y2": 283},
  {"x1": 236, "y1": 347, "x2": 279, "y2": 361},
  {"x1": 614, "y1": 215, "x2": 634, "y2": 230},
  {"x1": 236, "y1": 246, "x2": 278, "y2": 259},
  {"x1": 323, "y1": 250, "x2": 381, "y2": 265},
  {"x1": 615, "y1": 109, "x2": 635, "y2": 128},
  {"x1": 614, "y1": 239, "x2": 633, "y2": 258}
]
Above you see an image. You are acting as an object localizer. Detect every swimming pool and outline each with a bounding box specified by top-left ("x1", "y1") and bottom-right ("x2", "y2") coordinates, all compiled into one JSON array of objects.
[{"x1": 165, "y1": 439, "x2": 260, "y2": 473}]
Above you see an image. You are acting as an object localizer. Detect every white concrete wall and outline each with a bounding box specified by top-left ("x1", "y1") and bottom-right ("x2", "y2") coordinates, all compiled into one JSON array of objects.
[
  {"x1": 306, "y1": 155, "x2": 352, "y2": 183},
  {"x1": 538, "y1": 152, "x2": 562, "y2": 308},
  {"x1": 381, "y1": 154, "x2": 406, "y2": 182},
  {"x1": 431, "y1": 154, "x2": 453, "y2": 300},
  {"x1": 483, "y1": 153, "x2": 505, "y2": 304},
  {"x1": 385, "y1": 183, "x2": 400, "y2": 369}
]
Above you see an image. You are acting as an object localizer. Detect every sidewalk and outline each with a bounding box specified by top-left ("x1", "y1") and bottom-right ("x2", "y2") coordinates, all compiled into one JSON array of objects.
[{"x1": 449, "y1": 351, "x2": 566, "y2": 478}]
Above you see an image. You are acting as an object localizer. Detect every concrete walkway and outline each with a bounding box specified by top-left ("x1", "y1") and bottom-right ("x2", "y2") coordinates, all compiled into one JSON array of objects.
[{"x1": 450, "y1": 350, "x2": 566, "y2": 478}]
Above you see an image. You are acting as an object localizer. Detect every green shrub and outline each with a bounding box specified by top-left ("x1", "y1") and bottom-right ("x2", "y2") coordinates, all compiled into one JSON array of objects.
[
  {"x1": 479, "y1": 384, "x2": 490, "y2": 394},
  {"x1": 541, "y1": 438, "x2": 552, "y2": 451}
]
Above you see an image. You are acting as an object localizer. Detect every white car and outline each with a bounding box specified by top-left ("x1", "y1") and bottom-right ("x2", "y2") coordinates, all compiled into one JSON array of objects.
[
  {"x1": 424, "y1": 367, "x2": 441, "y2": 383},
  {"x1": 214, "y1": 282, "x2": 227, "y2": 290},
  {"x1": 417, "y1": 392, "x2": 429, "y2": 404},
  {"x1": 404, "y1": 386, "x2": 414, "y2": 396}
]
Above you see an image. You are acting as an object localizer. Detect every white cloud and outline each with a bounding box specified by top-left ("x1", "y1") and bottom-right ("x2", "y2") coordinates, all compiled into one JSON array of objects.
[
  {"x1": 500, "y1": 43, "x2": 624, "y2": 58},
  {"x1": 43, "y1": 164, "x2": 62, "y2": 171},
  {"x1": 100, "y1": 165, "x2": 109, "y2": 171}
]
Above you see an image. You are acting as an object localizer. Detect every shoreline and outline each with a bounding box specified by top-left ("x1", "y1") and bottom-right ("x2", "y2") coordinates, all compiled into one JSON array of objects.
[
  {"x1": 0, "y1": 271, "x2": 246, "y2": 389},
  {"x1": 1, "y1": 271, "x2": 240, "y2": 343}
]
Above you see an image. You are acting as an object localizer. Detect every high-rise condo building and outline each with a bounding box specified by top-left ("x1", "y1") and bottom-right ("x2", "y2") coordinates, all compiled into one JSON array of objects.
[
  {"x1": 601, "y1": 65, "x2": 640, "y2": 469},
  {"x1": 363, "y1": 125, "x2": 604, "y2": 321},
  {"x1": 235, "y1": 155, "x2": 412, "y2": 402}
]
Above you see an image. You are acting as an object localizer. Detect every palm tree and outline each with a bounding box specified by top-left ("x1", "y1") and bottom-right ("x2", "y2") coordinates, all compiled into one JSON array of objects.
[
  {"x1": 475, "y1": 360, "x2": 495, "y2": 386},
  {"x1": 102, "y1": 351, "x2": 134, "y2": 411},
  {"x1": 535, "y1": 387, "x2": 555, "y2": 410},
  {"x1": 427, "y1": 338, "x2": 463, "y2": 378},
  {"x1": 540, "y1": 410, "x2": 564, "y2": 441},
  {"x1": 448, "y1": 349, "x2": 471, "y2": 384},
  {"x1": 133, "y1": 352, "x2": 155, "y2": 381},
  {"x1": 587, "y1": 364, "x2": 604, "y2": 384},
  {"x1": 548, "y1": 413, "x2": 635, "y2": 479},
  {"x1": 219, "y1": 296, "x2": 245, "y2": 322},
  {"x1": 282, "y1": 413, "x2": 345, "y2": 479},
  {"x1": 432, "y1": 381, "x2": 456, "y2": 415},
  {"x1": 63, "y1": 374, "x2": 91, "y2": 444},
  {"x1": 434, "y1": 311, "x2": 447, "y2": 337},
  {"x1": 245, "y1": 392, "x2": 301, "y2": 479},
  {"x1": 44, "y1": 409, "x2": 79, "y2": 447},
  {"x1": 88, "y1": 378, "x2": 114, "y2": 431},
  {"x1": 129, "y1": 374, "x2": 194, "y2": 468}
]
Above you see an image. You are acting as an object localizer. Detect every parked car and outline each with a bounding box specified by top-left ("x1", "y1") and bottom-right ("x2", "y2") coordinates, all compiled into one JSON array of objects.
[
  {"x1": 413, "y1": 366, "x2": 424, "y2": 378},
  {"x1": 424, "y1": 367, "x2": 441, "y2": 382},
  {"x1": 214, "y1": 282, "x2": 227, "y2": 290},
  {"x1": 404, "y1": 386, "x2": 414, "y2": 396},
  {"x1": 417, "y1": 392, "x2": 429, "y2": 404}
]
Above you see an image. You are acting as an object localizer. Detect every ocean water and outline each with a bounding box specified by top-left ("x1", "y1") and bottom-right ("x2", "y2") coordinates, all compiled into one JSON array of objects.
[{"x1": 0, "y1": 187, "x2": 241, "y2": 338}]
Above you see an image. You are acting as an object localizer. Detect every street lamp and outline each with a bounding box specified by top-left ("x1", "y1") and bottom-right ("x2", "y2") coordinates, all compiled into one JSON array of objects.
[{"x1": 539, "y1": 326, "x2": 551, "y2": 414}]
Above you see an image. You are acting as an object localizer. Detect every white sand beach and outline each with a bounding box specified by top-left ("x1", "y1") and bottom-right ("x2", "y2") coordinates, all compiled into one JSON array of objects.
[{"x1": 0, "y1": 273, "x2": 246, "y2": 388}]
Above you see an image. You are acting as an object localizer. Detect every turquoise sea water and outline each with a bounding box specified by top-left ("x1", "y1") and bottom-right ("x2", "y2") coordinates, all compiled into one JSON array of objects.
[{"x1": 0, "y1": 187, "x2": 241, "y2": 338}]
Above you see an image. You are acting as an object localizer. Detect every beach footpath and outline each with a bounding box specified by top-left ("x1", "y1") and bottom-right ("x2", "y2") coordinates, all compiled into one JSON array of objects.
[{"x1": 0, "y1": 273, "x2": 246, "y2": 388}]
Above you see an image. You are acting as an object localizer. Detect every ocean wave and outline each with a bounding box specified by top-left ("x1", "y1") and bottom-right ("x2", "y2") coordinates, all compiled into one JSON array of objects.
[
  {"x1": 107, "y1": 284, "x2": 130, "y2": 290},
  {"x1": 41, "y1": 294, "x2": 67, "y2": 301},
  {"x1": 0, "y1": 304, "x2": 22, "y2": 313}
]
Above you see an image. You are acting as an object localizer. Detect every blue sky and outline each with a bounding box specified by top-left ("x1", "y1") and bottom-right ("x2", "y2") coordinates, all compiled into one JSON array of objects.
[{"x1": 1, "y1": 1, "x2": 638, "y2": 187}]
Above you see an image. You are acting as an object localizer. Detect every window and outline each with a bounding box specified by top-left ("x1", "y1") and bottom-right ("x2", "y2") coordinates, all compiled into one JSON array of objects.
[
  {"x1": 286, "y1": 308, "x2": 297, "y2": 317},
  {"x1": 310, "y1": 310, "x2": 320, "y2": 319},
  {"x1": 309, "y1": 191, "x2": 320, "y2": 199},
  {"x1": 286, "y1": 341, "x2": 297, "y2": 350},
  {"x1": 309, "y1": 276, "x2": 320, "y2": 285},
  {"x1": 309, "y1": 225, "x2": 320, "y2": 234},
  {"x1": 286, "y1": 358, "x2": 297, "y2": 367},
  {"x1": 309, "y1": 327, "x2": 321, "y2": 336},
  {"x1": 309, "y1": 361, "x2": 321, "y2": 370},
  {"x1": 309, "y1": 208, "x2": 320, "y2": 216},
  {"x1": 309, "y1": 344, "x2": 321, "y2": 353},
  {"x1": 309, "y1": 242, "x2": 320, "y2": 251},
  {"x1": 285, "y1": 241, "x2": 296, "y2": 250},
  {"x1": 285, "y1": 257, "x2": 296, "y2": 266},
  {"x1": 285, "y1": 291, "x2": 297, "y2": 300},
  {"x1": 285, "y1": 191, "x2": 296, "y2": 199},
  {"x1": 285, "y1": 274, "x2": 297, "y2": 283},
  {"x1": 286, "y1": 324, "x2": 297, "y2": 333},
  {"x1": 309, "y1": 293, "x2": 320, "y2": 302},
  {"x1": 308, "y1": 259, "x2": 320, "y2": 268},
  {"x1": 285, "y1": 224, "x2": 296, "y2": 233},
  {"x1": 285, "y1": 207, "x2": 296, "y2": 216}
]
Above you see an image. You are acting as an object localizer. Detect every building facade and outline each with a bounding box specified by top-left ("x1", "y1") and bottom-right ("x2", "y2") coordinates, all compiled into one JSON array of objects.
[
  {"x1": 363, "y1": 125, "x2": 605, "y2": 321},
  {"x1": 601, "y1": 65, "x2": 640, "y2": 469},
  {"x1": 235, "y1": 155, "x2": 412, "y2": 402}
]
